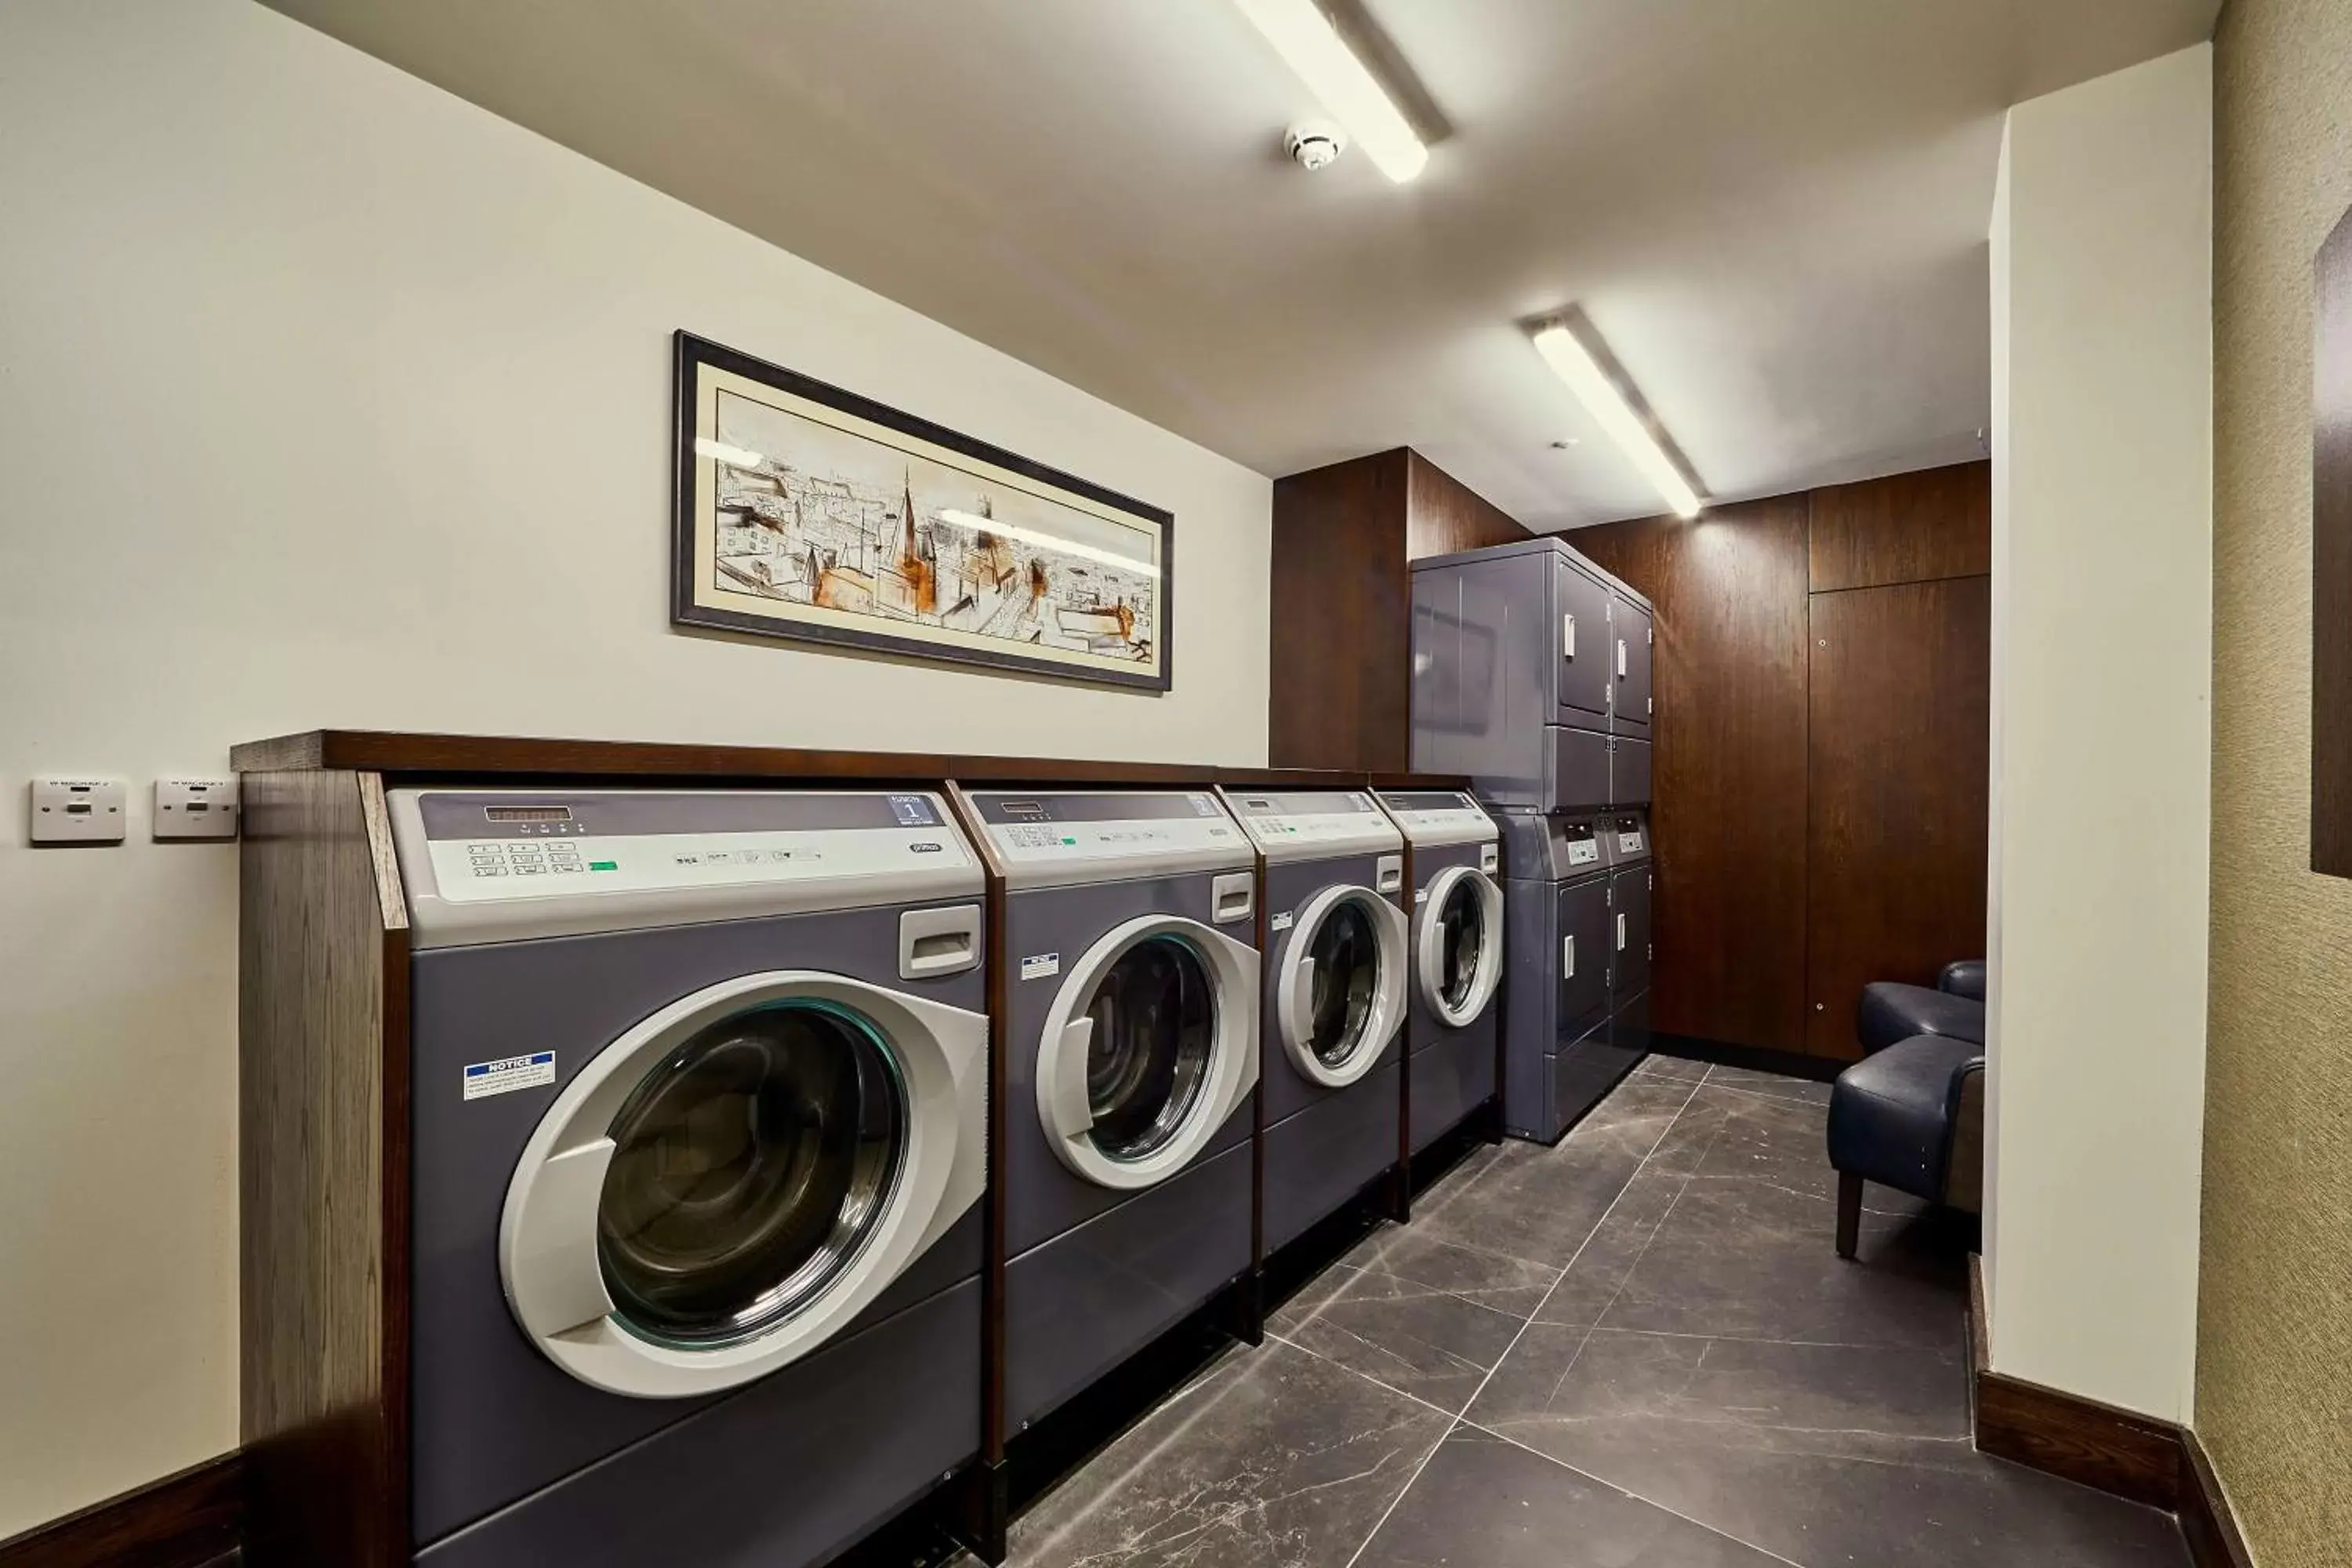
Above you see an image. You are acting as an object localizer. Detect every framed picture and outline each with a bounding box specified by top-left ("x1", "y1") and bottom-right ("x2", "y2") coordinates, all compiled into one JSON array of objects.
[
  {"x1": 2317, "y1": 204, "x2": 2352, "y2": 877},
  {"x1": 672, "y1": 332, "x2": 1174, "y2": 691}
]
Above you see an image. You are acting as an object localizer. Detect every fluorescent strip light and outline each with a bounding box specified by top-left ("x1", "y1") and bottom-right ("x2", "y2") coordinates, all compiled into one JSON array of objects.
[
  {"x1": 1232, "y1": 0, "x2": 1427, "y2": 183},
  {"x1": 1530, "y1": 322, "x2": 1703, "y2": 519},
  {"x1": 935, "y1": 508, "x2": 1160, "y2": 579}
]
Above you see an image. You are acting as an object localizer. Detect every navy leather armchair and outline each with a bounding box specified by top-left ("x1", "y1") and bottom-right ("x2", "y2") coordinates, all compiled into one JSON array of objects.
[{"x1": 1827, "y1": 961, "x2": 1986, "y2": 1259}]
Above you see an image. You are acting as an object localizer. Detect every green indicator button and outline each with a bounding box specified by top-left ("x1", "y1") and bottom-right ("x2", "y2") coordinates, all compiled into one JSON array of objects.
[
  {"x1": 589, "y1": 860, "x2": 619, "y2": 872},
  {"x1": 1061, "y1": 837, "x2": 1077, "y2": 845}
]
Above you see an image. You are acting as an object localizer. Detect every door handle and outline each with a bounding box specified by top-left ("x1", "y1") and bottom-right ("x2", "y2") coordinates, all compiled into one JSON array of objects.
[
  {"x1": 1563, "y1": 935, "x2": 1575, "y2": 978},
  {"x1": 1563, "y1": 613, "x2": 1577, "y2": 659},
  {"x1": 1616, "y1": 913, "x2": 1628, "y2": 952},
  {"x1": 1617, "y1": 639, "x2": 1628, "y2": 678}
]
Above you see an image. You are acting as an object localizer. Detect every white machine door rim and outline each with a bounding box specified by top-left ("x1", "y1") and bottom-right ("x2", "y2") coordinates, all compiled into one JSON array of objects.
[
  {"x1": 1417, "y1": 865, "x2": 1504, "y2": 1026},
  {"x1": 500, "y1": 969, "x2": 987, "y2": 1399},
  {"x1": 1277, "y1": 884, "x2": 1407, "y2": 1089},
  {"x1": 1036, "y1": 913, "x2": 1260, "y2": 1190}
]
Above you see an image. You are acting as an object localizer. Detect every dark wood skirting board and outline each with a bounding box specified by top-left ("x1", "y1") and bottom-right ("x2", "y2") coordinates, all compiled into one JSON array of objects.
[
  {"x1": 0, "y1": 1454, "x2": 241, "y2": 1568},
  {"x1": 1965, "y1": 1258, "x2": 2254, "y2": 1562},
  {"x1": 1650, "y1": 1033, "x2": 1846, "y2": 1084},
  {"x1": 2176, "y1": 1428, "x2": 2259, "y2": 1568}
]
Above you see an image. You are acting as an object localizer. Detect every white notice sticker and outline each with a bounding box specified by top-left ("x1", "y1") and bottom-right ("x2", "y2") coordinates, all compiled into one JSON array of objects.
[
  {"x1": 1617, "y1": 832, "x2": 1645, "y2": 853},
  {"x1": 463, "y1": 1051, "x2": 556, "y2": 1101},
  {"x1": 1020, "y1": 953, "x2": 1061, "y2": 981},
  {"x1": 1271, "y1": 911, "x2": 1295, "y2": 931}
]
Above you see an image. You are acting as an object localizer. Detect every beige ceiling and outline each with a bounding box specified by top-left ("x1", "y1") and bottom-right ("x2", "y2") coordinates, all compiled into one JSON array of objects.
[{"x1": 260, "y1": 0, "x2": 2217, "y2": 528}]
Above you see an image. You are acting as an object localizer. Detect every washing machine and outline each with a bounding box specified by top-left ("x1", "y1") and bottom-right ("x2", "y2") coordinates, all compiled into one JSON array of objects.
[
  {"x1": 388, "y1": 788, "x2": 989, "y2": 1568},
  {"x1": 960, "y1": 789, "x2": 1261, "y2": 1441},
  {"x1": 1221, "y1": 788, "x2": 1409, "y2": 1253},
  {"x1": 1377, "y1": 789, "x2": 1505, "y2": 1154}
]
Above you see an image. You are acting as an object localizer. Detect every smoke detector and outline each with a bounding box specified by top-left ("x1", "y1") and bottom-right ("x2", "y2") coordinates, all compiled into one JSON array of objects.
[{"x1": 1284, "y1": 121, "x2": 1347, "y2": 172}]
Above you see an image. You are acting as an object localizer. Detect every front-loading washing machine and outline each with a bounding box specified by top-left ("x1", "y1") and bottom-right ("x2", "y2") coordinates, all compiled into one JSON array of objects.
[
  {"x1": 1377, "y1": 789, "x2": 1505, "y2": 1154},
  {"x1": 388, "y1": 787, "x2": 989, "y2": 1567},
  {"x1": 1220, "y1": 788, "x2": 1409, "y2": 1254},
  {"x1": 959, "y1": 789, "x2": 1261, "y2": 1443}
]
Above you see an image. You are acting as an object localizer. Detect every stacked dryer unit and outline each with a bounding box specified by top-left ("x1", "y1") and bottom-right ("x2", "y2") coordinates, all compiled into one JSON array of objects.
[
  {"x1": 1221, "y1": 788, "x2": 1410, "y2": 1254},
  {"x1": 1409, "y1": 535, "x2": 1659, "y2": 1142},
  {"x1": 1376, "y1": 789, "x2": 1506, "y2": 1155},
  {"x1": 956, "y1": 789, "x2": 1261, "y2": 1468},
  {"x1": 388, "y1": 788, "x2": 991, "y2": 1567}
]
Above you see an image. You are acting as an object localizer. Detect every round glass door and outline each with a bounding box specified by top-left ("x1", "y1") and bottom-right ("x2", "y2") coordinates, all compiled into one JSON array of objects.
[
  {"x1": 1303, "y1": 900, "x2": 1381, "y2": 1068},
  {"x1": 597, "y1": 1000, "x2": 907, "y2": 1348},
  {"x1": 1083, "y1": 935, "x2": 1218, "y2": 1162},
  {"x1": 1435, "y1": 880, "x2": 1487, "y2": 1012}
]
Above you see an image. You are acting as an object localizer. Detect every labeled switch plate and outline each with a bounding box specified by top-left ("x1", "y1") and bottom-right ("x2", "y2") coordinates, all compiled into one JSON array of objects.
[
  {"x1": 31, "y1": 777, "x2": 127, "y2": 844},
  {"x1": 154, "y1": 777, "x2": 240, "y2": 840}
]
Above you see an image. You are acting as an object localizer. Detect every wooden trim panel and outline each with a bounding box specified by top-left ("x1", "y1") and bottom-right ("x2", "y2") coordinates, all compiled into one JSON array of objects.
[
  {"x1": 238, "y1": 768, "x2": 409, "y2": 1568},
  {"x1": 0, "y1": 1454, "x2": 241, "y2": 1568},
  {"x1": 229, "y1": 730, "x2": 1457, "y2": 794}
]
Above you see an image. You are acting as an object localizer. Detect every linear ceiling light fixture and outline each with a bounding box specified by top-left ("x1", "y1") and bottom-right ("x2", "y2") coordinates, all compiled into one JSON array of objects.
[
  {"x1": 1232, "y1": 0, "x2": 1427, "y2": 183},
  {"x1": 1530, "y1": 321, "x2": 1704, "y2": 519}
]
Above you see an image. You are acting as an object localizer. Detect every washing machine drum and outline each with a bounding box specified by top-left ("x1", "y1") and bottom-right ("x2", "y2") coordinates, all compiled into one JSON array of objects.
[
  {"x1": 499, "y1": 971, "x2": 987, "y2": 1400},
  {"x1": 1416, "y1": 866, "x2": 1504, "y2": 1028},
  {"x1": 1276, "y1": 885, "x2": 1407, "y2": 1088},
  {"x1": 1036, "y1": 914, "x2": 1260, "y2": 1190}
]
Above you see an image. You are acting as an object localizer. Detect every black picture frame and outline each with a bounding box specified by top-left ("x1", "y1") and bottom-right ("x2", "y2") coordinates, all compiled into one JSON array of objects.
[{"x1": 671, "y1": 331, "x2": 1175, "y2": 692}]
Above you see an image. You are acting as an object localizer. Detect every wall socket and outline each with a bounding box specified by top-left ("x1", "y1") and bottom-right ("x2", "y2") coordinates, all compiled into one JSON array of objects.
[
  {"x1": 155, "y1": 777, "x2": 240, "y2": 840},
  {"x1": 30, "y1": 777, "x2": 128, "y2": 844}
]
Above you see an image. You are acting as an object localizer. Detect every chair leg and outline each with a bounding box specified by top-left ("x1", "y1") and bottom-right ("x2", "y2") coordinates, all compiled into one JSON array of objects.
[{"x1": 1835, "y1": 1171, "x2": 1864, "y2": 1260}]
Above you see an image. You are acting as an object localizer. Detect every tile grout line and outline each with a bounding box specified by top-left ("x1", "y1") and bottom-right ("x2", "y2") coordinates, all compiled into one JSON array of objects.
[
  {"x1": 1335, "y1": 1074, "x2": 1711, "y2": 1568},
  {"x1": 1448, "y1": 1415, "x2": 1812, "y2": 1568}
]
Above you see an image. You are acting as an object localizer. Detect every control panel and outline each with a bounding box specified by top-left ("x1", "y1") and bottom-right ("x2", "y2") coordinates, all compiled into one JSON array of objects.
[
  {"x1": 391, "y1": 789, "x2": 977, "y2": 923},
  {"x1": 1223, "y1": 789, "x2": 1402, "y2": 859},
  {"x1": 1376, "y1": 789, "x2": 1497, "y2": 849},
  {"x1": 964, "y1": 789, "x2": 1250, "y2": 887},
  {"x1": 1606, "y1": 811, "x2": 1651, "y2": 863}
]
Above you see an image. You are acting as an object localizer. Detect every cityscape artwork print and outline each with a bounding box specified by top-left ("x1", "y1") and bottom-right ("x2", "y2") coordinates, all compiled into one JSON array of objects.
[{"x1": 673, "y1": 332, "x2": 1173, "y2": 691}]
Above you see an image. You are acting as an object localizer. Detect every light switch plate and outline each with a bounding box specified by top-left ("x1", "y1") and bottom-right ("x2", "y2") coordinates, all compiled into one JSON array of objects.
[
  {"x1": 31, "y1": 777, "x2": 127, "y2": 844},
  {"x1": 154, "y1": 777, "x2": 239, "y2": 840}
]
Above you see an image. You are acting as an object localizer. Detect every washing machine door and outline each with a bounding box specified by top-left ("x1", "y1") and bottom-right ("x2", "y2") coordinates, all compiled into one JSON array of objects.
[
  {"x1": 1034, "y1": 915, "x2": 1260, "y2": 1189},
  {"x1": 499, "y1": 971, "x2": 987, "y2": 1399},
  {"x1": 1416, "y1": 866, "x2": 1504, "y2": 1027},
  {"x1": 1276, "y1": 885, "x2": 1408, "y2": 1088}
]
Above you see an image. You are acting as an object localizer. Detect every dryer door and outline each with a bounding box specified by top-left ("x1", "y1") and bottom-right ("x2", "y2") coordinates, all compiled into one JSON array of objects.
[
  {"x1": 500, "y1": 971, "x2": 987, "y2": 1399},
  {"x1": 1416, "y1": 866, "x2": 1505, "y2": 1027},
  {"x1": 1277, "y1": 885, "x2": 1408, "y2": 1089},
  {"x1": 1036, "y1": 915, "x2": 1260, "y2": 1190}
]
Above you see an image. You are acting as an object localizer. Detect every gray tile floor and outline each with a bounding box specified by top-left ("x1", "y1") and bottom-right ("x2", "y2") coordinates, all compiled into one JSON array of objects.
[{"x1": 986, "y1": 1058, "x2": 2191, "y2": 1568}]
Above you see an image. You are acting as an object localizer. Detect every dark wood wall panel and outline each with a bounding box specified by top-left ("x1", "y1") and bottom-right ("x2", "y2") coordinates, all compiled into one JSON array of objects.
[
  {"x1": 1809, "y1": 462, "x2": 1991, "y2": 592},
  {"x1": 1268, "y1": 451, "x2": 1410, "y2": 771},
  {"x1": 239, "y1": 768, "x2": 408, "y2": 1568},
  {"x1": 1404, "y1": 451, "x2": 1528, "y2": 559},
  {"x1": 1806, "y1": 577, "x2": 1991, "y2": 1057},
  {"x1": 1573, "y1": 498, "x2": 1814, "y2": 1052},
  {"x1": 2315, "y1": 206, "x2": 2352, "y2": 876},
  {"x1": 1268, "y1": 448, "x2": 1525, "y2": 771}
]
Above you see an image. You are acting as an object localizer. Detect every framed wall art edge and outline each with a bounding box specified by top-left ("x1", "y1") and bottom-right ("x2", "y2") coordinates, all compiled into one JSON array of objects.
[{"x1": 669, "y1": 329, "x2": 1176, "y2": 694}]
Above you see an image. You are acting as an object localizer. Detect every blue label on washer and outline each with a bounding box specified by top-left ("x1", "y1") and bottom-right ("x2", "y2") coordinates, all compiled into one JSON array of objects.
[{"x1": 464, "y1": 1051, "x2": 557, "y2": 1102}]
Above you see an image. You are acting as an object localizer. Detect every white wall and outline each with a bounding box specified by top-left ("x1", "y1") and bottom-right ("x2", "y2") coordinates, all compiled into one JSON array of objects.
[
  {"x1": 0, "y1": 0, "x2": 1272, "y2": 1535},
  {"x1": 1984, "y1": 43, "x2": 2212, "y2": 1422}
]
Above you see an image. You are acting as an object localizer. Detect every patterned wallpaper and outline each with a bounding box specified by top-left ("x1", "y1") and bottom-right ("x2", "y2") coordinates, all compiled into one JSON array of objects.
[{"x1": 2201, "y1": 0, "x2": 2352, "y2": 1559}]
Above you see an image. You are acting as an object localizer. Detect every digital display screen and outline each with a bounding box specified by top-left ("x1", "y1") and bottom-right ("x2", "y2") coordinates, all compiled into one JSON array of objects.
[{"x1": 484, "y1": 806, "x2": 574, "y2": 822}]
